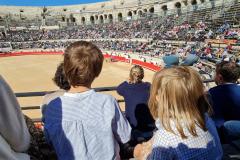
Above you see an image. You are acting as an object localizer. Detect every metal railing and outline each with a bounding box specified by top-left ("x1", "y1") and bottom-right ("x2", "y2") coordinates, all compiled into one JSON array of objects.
[
  {"x1": 17, "y1": 79, "x2": 215, "y2": 122},
  {"x1": 16, "y1": 86, "x2": 125, "y2": 111},
  {"x1": 16, "y1": 79, "x2": 215, "y2": 110}
]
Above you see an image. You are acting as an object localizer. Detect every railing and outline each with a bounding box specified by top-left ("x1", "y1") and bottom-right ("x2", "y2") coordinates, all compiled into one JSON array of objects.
[
  {"x1": 17, "y1": 79, "x2": 215, "y2": 122},
  {"x1": 17, "y1": 86, "x2": 125, "y2": 122},
  {"x1": 17, "y1": 86, "x2": 125, "y2": 111}
]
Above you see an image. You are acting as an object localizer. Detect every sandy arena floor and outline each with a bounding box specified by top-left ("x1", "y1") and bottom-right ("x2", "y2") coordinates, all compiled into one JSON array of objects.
[{"x1": 0, "y1": 55, "x2": 155, "y2": 119}]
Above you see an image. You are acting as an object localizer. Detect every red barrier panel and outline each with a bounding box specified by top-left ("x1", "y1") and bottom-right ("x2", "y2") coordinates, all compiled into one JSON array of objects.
[
  {"x1": 112, "y1": 56, "x2": 127, "y2": 62},
  {"x1": 104, "y1": 54, "x2": 111, "y2": 58},
  {"x1": 0, "y1": 51, "x2": 63, "y2": 57},
  {"x1": 104, "y1": 54, "x2": 130, "y2": 63},
  {"x1": 104, "y1": 54, "x2": 161, "y2": 72},
  {"x1": 132, "y1": 59, "x2": 161, "y2": 72}
]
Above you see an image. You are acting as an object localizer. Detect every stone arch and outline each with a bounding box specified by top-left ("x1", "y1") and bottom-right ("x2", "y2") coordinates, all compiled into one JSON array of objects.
[
  {"x1": 127, "y1": 11, "x2": 133, "y2": 20},
  {"x1": 161, "y1": 5, "x2": 168, "y2": 15},
  {"x1": 175, "y1": 2, "x2": 181, "y2": 8},
  {"x1": 191, "y1": 0, "x2": 198, "y2": 5},
  {"x1": 108, "y1": 14, "x2": 113, "y2": 23},
  {"x1": 128, "y1": 11, "x2": 133, "y2": 17},
  {"x1": 143, "y1": 9, "x2": 148, "y2": 12},
  {"x1": 90, "y1": 16, "x2": 95, "y2": 24},
  {"x1": 161, "y1": 5, "x2": 168, "y2": 11},
  {"x1": 81, "y1": 17, "x2": 86, "y2": 24},
  {"x1": 104, "y1": 14, "x2": 108, "y2": 19},
  {"x1": 175, "y1": 2, "x2": 182, "y2": 15},
  {"x1": 149, "y1": 7, "x2": 154, "y2": 13},
  {"x1": 138, "y1": 10, "x2": 143, "y2": 17},
  {"x1": 72, "y1": 17, "x2": 76, "y2": 23},
  {"x1": 200, "y1": 0, "x2": 205, "y2": 3},
  {"x1": 95, "y1": 15, "x2": 98, "y2": 20},
  {"x1": 118, "y1": 13, "x2": 123, "y2": 22},
  {"x1": 70, "y1": 14, "x2": 76, "y2": 23},
  {"x1": 99, "y1": 15, "x2": 104, "y2": 23}
]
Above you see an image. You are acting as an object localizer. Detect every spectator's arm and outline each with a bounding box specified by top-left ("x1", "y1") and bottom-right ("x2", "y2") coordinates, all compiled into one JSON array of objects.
[
  {"x1": 0, "y1": 75, "x2": 30, "y2": 152},
  {"x1": 116, "y1": 81, "x2": 127, "y2": 96}
]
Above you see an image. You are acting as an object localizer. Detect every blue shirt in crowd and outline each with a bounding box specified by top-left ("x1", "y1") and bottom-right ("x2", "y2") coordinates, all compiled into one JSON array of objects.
[
  {"x1": 208, "y1": 83, "x2": 240, "y2": 128},
  {"x1": 162, "y1": 54, "x2": 179, "y2": 68},
  {"x1": 43, "y1": 90, "x2": 131, "y2": 160},
  {"x1": 181, "y1": 54, "x2": 199, "y2": 66}
]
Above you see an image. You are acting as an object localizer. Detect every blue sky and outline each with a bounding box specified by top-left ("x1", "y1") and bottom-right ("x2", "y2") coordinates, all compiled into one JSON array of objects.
[{"x1": 0, "y1": 0, "x2": 108, "y2": 6}]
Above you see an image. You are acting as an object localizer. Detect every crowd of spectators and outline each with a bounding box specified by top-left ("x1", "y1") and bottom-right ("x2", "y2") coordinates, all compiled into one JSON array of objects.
[
  {"x1": 0, "y1": 16, "x2": 239, "y2": 43},
  {"x1": 0, "y1": 42, "x2": 10, "y2": 48}
]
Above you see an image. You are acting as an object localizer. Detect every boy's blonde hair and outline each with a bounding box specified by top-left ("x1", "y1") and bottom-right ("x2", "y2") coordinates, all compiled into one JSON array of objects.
[
  {"x1": 129, "y1": 65, "x2": 144, "y2": 84},
  {"x1": 148, "y1": 66, "x2": 211, "y2": 138}
]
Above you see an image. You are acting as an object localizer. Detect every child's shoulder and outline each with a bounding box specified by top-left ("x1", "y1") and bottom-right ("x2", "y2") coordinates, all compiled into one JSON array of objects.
[{"x1": 93, "y1": 91, "x2": 116, "y2": 102}]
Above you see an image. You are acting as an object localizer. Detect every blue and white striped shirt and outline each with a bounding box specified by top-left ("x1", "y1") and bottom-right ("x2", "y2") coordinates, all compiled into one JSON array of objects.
[{"x1": 43, "y1": 89, "x2": 131, "y2": 160}]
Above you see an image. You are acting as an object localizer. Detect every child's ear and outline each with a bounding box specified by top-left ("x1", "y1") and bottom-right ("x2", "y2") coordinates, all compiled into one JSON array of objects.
[
  {"x1": 218, "y1": 74, "x2": 224, "y2": 84},
  {"x1": 214, "y1": 73, "x2": 223, "y2": 85}
]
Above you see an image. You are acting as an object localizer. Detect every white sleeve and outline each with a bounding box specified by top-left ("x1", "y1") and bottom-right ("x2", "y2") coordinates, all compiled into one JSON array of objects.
[{"x1": 111, "y1": 98, "x2": 131, "y2": 143}]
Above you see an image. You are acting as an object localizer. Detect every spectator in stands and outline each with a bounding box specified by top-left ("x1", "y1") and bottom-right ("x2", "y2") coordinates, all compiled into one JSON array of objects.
[
  {"x1": 181, "y1": 48, "x2": 200, "y2": 66},
  {"x1": 208, "y1": 61, "x2": 240, "y2": 142},
  {"x1": 43, "y1": 41, "x2": 131, "y2": 160},
  {"x1": 0, "y1": 75, "x2": 30, "y2": 160},
  {"x1": 41, "y1": 62, "x2": 70, "y2": 113},
  {"x1": 117, "y1": 65, "x2": 155, "y2": 141},
  {"x1": 162, "y1": 49, "x2": 179, "y2": 68},
  {"x1": 136, "y1": 66, "x2": 222, "y2": 159},
  {"x1": 222, "y1": 120, "x2": 240, "y2": 143}
]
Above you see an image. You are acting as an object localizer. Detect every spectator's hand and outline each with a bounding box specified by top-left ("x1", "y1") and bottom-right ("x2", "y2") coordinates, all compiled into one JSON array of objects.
[
  {"x1": 133, "y1": 143, "x2": 142, "y2": 158},
  {"x1": 134, "y1": 139, "x2": 153, "y2": 160}
]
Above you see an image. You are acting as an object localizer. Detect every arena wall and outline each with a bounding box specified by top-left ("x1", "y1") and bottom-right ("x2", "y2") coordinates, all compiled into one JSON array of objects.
[{"x1": 0, "y1": 0, "x2": 234, "y2": 26}]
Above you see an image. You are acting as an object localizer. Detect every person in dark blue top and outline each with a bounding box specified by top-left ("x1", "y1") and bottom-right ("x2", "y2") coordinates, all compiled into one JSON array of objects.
[
  {"x1": 117, "y1": 65, "x2": 155, "y2": 135},
  {"x1": 208, "y1": 61, "x2": 240, "y2": 142}
]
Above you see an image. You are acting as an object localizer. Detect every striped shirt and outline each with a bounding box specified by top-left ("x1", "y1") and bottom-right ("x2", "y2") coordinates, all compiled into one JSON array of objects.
[
  {"x1": 147, "y1": 115, "x2": 223, "y2": 160},
  {"x1": 43, "y1": 89, "x2": 131, "y2": 160}
]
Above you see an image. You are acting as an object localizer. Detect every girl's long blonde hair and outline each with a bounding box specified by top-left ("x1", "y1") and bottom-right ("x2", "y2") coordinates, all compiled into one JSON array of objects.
[{"x1": 148, "y1": 66, "x2": 212, "y2": 138}]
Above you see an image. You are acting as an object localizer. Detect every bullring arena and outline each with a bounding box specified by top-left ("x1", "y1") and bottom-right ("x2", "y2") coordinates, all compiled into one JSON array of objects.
[
  {"x1": 0, "y1": 52, "x2": 155, "y2": 119},
  {"x1": 0, "y1": 0, "x2": 240, "y2": 158}
]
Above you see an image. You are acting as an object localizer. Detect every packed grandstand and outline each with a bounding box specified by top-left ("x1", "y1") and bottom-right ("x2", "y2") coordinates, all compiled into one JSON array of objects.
[{"x1": 0, "y1": 0, "x2": 240, "y2": 159}]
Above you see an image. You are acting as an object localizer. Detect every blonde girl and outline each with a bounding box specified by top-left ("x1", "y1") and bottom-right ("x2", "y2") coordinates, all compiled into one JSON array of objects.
[
  {"x1": 143, "y1": 66, "x2": 222, "y2": 159},
  {"x1": 117, "y1": 65, "x2": 154, "y2": 132}
]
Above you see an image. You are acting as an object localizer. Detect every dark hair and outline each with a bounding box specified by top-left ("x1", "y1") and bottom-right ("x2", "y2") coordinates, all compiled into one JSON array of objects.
[
  {"x1": 216, "y1": 61, "x2": 240, "y2": 83},
  {"x1": 53, "y1": 62, "x2": 70, "y2": 90},
  {"x1": 64, "y1": 41, "x2": 104, "y2": 87}
]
